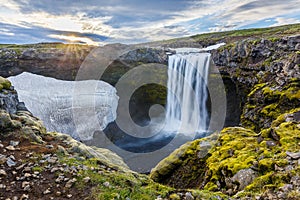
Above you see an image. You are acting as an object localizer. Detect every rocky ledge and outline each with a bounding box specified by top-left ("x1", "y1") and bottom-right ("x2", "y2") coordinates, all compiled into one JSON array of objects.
[{"x1": 0, "y1": 77, "x2": 228, "y2": 200}]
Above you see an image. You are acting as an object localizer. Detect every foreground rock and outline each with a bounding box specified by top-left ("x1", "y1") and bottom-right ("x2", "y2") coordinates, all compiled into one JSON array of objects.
[
  {"x1": 151, "y1": 114, "x2": 300, "y2": 199},
  {"x1": 0, "y1": 77, "x2": 225, "y2": 199}
]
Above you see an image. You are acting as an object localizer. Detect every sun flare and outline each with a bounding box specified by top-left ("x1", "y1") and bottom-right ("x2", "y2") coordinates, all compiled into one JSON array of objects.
[{"x1": 48, "y1": 34, "x2": 100, "y2": 46}]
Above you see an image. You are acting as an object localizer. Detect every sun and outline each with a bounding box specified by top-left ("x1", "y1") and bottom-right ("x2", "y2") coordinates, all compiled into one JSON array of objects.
[{"x1": 48, "y1": 34, "x2": 100, "y2": 46}]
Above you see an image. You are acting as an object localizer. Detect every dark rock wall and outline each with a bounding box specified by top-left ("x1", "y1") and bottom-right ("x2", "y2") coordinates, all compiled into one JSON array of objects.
[{"x1": 0, "y1": 44, "x2": 92, "y2": 80}]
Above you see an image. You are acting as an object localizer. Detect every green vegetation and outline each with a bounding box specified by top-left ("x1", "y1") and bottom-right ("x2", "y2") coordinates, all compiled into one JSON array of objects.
[
  {"x1": 241, "y1": 79, "x2": 300, "y2": 131},
  {"x1": 191, "y1": 24, "x2": 300, "y2": 43},
  {"x1": 56, "y1": 156, "x2": 172, "y2": 199},
  {"x1": 0, "y1": 77, "x2": 12, "y2": 91},
  {"x1": 151, "y1": 107, "x2": 300, "y2": 198}
]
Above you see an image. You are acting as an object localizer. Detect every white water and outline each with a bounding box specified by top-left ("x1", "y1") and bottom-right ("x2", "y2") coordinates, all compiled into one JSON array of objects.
[
  {"x1": 8, "y1": 72, "x2": 119, "y2": 140},
  {"x1": 165, "y1": 52, "x2": 211, "y2": 134}
]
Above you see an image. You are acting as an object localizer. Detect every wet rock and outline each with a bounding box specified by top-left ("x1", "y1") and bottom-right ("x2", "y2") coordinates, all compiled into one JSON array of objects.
[
  {"x1": 0, "y1": 169, "x2": 7, "y2": 176},
  {"x1": 185, "y1": 192, "x2": 194, "y2": 200},
  {"x1": 6, "y1": 157, "x2": 16, "y2": 167},
  {"x1": 103, "y1": 181, "x2": 110, "y2": 187},
  {"x1": 6, "y1": 145, "x2": 16, "y2": 151},
  {"x1": 43, "y1": 188, "x2": 51, "y2": 195},
  {"x1": 20, "y1": 194, "x2": 29, "y2": 200},
  {"x1": 0, "y1": 154, "x2": 7, "y2": 164},
  {"x1": 21, "y1": 181, "x2": 30, "y2": 188},
  {"x1": 279, "y1": 184, "x2": 293, "y2": 192},
  {"x1": 65, "y1": 178, "x2": 76, "y2": 188},
  {"x1": 231, "y1": 168, "x2": 258, "y2": 190},
  {"x1": 10, "y1": 140, "x2": 19, "y2": 146},
  {"x1": 286, "y1": 151, "x2": 300, "y2": 159},
  {"x1": 83, "y1": 177, "x2": 91, "y2": 183},
  {"x1": 266, "y1": 140, "x2": 277, "y2": 148}
]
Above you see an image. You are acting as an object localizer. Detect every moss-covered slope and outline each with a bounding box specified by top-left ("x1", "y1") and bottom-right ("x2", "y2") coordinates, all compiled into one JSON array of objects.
[{"x1": 151, "y1": 110, "x2": 300, "y2": 199}]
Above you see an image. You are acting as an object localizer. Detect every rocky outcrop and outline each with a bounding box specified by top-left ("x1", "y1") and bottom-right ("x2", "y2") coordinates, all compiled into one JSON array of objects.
[
  {"x1": 0, "y1": 76, "x2": 226, "y2": 200},
  {"x1": 0, "y1": 77, "x2": 18, "y2": 114},
  {"x1": 0, "y1": 43, "x2": 93, "y2": 80},
  {"x1": 149, "y1": 28, "x2": 300, "y2": 199},
  {"x1": 151, "y1": 112, "x2": 300, "y2": 199}
]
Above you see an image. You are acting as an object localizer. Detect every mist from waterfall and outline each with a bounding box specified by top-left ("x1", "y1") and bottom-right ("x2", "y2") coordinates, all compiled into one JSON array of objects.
[{"x1": 165, "y1": 52, "x2": 211, "y2": 134}]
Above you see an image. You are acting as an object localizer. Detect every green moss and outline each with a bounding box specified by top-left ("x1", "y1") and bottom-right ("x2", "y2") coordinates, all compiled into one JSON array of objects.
[
  {"x1": 56, "y1": 151, "x2": 174, "y2": 200},
  {"x1": 268, "y1": 37, "x2": 280, "y2": 42},
  {"x1": 0, "y1": 77, "x2": 11, "y2": 91},
  {"x1": 258, "y1": 158, "x2": 274, "y2": 172},
  {"x1": 204, "y1": 182, "x2": 218, "y2": 191},
  {"x1": 32, "y1": 166, "x2": 44, "y2": 172},
  {"x1": 150, "y1": 139, "x2": 200, "y2": 181},
  {"x1": 271, "y1": 108, "x2": 300, "y2": 127},
  {"x1": 260, "y1": 103, "x2": 280, "y2": 118},
  {"x1": 242, "y1": 80, "x2": 300, "y2": 131},
  {"x1": 262, "y1": 86, "x2": 281, "y2": 101},
  {"x1": 205, "y1": 128, "x2": 258, "y2": 186},
  {"x1": 247, "y1": 83, "x2": 267, "y2": 97},
  {"x1": 169, "y1": 193, "x2": 180, "y2": 200}
]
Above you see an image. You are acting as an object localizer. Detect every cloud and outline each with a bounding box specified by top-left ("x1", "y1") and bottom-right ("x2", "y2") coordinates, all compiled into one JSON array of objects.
[
  {"x1": 0, "y1": 0, "x2": 300, "y2": 44},
  {"x1": 271, "y1": 17, "x2": 300, "y2": 27}
]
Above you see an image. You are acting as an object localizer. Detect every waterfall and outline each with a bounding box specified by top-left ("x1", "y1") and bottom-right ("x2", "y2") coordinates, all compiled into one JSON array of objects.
[{"x1": 165, "y1": 52, "x2": 210, "y2": 134}]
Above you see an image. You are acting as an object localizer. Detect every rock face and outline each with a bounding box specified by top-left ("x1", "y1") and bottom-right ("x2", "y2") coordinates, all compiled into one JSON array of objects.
[
  {"x1": 151, "y1": 117, "x2": 300, "y2": 198},
  {"x1": 0, "y1": 43, "x2": 93, "y2": 80},
  {"x1": 149, "y1": 32, "x2": 300, "y2": 199},
  {"x1": 0, "y1": 78, "x2": 18, "y2": 114}
]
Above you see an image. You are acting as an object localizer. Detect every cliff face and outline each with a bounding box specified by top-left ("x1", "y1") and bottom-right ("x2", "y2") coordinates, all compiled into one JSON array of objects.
[
  {"x1": 0, "y1": 24, "x2": 300, "y2": 199},
  {"x1": 0, "y1": 43, "x2": 92, "y2": 80},
  {"x1": 212, "y1": 35, "x2": 300, "y2": 131},
  {"x1": 149, "y1": 33, "x2": 300, "y2": 199}
]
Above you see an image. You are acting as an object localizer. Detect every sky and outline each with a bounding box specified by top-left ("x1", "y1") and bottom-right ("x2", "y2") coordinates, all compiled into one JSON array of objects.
[{"x1": 1, "y1": 0, "x2": 300, "y2": 45}]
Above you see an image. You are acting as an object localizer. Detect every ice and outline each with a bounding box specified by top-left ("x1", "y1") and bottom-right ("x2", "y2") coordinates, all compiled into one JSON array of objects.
[{"x1": 8, "y1": 72, "x2": 119, "y2": 140}]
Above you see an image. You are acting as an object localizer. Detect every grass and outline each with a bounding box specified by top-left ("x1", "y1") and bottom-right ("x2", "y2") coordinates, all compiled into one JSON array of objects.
[
  {"x1": 147, "y1": 23, "x2": 300, "y2": 47},
  {"x1": 191, "y1": 23, "x2": 300, "y2": 42}
]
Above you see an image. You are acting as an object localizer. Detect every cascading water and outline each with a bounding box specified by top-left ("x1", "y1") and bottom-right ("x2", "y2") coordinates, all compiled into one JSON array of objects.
[{"x1": 165, "y1": 52, "x2": 211, "y2": 134}]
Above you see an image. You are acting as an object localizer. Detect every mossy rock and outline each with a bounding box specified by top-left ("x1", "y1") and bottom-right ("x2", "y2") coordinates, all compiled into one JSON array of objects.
[
  {"x1": 151, "y1": 110, "x2": 300, "y2": 197},
  {"x1": 150, "y1": 132, "x2": 219, "y2": 188},
  {"x1": 0, "y1": 76, "x2": 11, "y2": 91},
  {"x1": 241, "y1": 79, "x2": 300, "y2": 131},
  {"x1": 46, "y1": 131, "x2": 130, "y2": 171}
]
